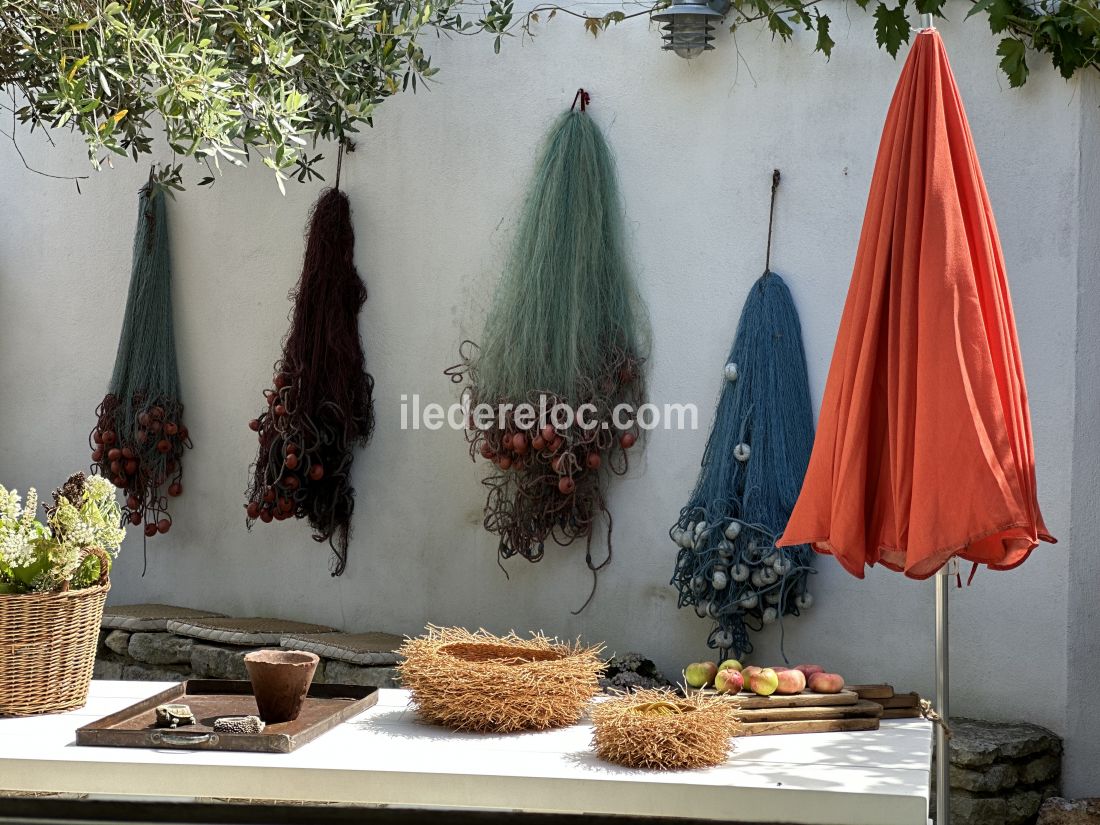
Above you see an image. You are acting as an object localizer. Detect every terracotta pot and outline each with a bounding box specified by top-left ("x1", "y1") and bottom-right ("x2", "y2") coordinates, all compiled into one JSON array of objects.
[{"x1": 243, "y1": 649, "x2": 319, "y2": 723}]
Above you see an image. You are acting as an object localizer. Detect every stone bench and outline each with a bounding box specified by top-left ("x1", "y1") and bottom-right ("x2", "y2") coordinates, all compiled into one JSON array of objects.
[{"x1": 96, "y1": 604, "x2": 402, "y2": 689}]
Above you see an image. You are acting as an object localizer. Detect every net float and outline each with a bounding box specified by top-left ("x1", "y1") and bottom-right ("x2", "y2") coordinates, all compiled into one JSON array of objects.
[
  {"x1": 144, "y1": 523, "x2": 158, "y2": 537},
  {"x1": 157, "y1": 518, "x2": 171, "y2": 534},
  {"x1": 620, "y1": 432, "x2": 637, "y2": 449},
  {"x1": 165, "y1": 422, "x2": 179, "y2": 436},
  {"x1": 558, "y1": 476, "x2": 576, "y2": 495},
  {"x1": 308, "y1": 464, "x2": 324, "y2": 481},
  {"x1": 285, "y1": 454, "x2": 299, "y2": 470},
  {"x1": 107, "y1": 448, "x2": 122, "y2": 461},
  {"x1": 586, "y1": 452, "x2": 601, "y2": 469},
  {"x1": 156, "y1": 439, "x2": 171, "y2": 454},
  {"x1": 168, "y1": 483, "x2": 182, "y2": 497}
]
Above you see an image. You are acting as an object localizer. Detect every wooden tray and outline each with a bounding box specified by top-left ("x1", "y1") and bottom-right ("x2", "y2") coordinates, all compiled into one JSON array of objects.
[{"x1": 75, "y1": 679, "x2": 378, "y2": 754}]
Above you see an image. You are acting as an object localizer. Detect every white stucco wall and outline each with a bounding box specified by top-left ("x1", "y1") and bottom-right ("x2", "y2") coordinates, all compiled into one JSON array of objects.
[{"x1": 1, "y1": 2, "x2": 1094, "y2": 795}]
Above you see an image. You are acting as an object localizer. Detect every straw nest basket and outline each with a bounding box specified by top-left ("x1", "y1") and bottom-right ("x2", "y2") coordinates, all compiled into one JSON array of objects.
[
  {"x1": 397, "y1": 626, "x2": 604, "y2": 733},
  {"x1": 0, "y1": 548, "x2": 110, "y2": 716},
  {"x1": 590, "y1": 688, "x2": 741, "y2": 770}
]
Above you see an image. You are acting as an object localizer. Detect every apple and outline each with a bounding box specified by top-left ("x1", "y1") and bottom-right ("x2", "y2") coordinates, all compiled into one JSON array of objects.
[
  {"x1": 741, "y1": 665, "x2": 762, "y2": 682},
  {"x1": 749, "y1": 667, "x2": 780, "y2": 696},
  {"x1": 794, "y1": 664, "x2": 825, "y2": 678},
  {"x1": 771, "y1": 666, "x2": 790, "y2": 673},
  {"x1": 774, "y1": 669, "x2": 807, "y2": 695},
  {"x1": 808, "y1": 672, "x2": 845, "y2": 694},
  {"x1": 718, "y1": 659, "x2": 743, "y2": 673},
  {"x1": 684, "y1": 661, "x2": 719, "y2": 689},
  {"x1": 714, "y1": 668, "x2": 744, "y2": 694}
]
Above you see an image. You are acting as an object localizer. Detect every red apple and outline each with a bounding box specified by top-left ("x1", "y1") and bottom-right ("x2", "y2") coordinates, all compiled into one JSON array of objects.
[
  {"x1": 808, "y1": 672, "x2": 845, "y2": 694},
  {"x1": 741, "y1": 665, "x2": 762, "y2": 682},
  {"x1": 775, "y1": 669, "x2": 807, "y2": 695},
  {"x1": 714, "y1": 668, "x2": 744, "y2": 694}
]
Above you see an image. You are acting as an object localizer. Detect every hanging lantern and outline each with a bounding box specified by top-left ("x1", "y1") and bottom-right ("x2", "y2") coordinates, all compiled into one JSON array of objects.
[{"x1": 652, "y1": 0, "x2": 730, "y2": 59}]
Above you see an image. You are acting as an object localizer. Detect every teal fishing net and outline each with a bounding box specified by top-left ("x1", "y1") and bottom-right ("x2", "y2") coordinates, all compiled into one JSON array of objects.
[
  {"x1": 91, "y1": 181, "x2": 191, "y2": 538},
  {"x1": 451, "y1": 91, "x2": 650, "y2": 604}
]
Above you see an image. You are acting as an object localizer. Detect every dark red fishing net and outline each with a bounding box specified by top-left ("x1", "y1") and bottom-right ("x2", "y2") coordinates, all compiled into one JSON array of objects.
[{"x1": 245, "y1": 188, "x2": 374, "y2": 575}]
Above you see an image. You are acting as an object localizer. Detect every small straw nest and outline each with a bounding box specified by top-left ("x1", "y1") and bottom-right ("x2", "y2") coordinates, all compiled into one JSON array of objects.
[
  {"x1": 397, "y1": 626, "x2": 604, "y2": 733},
  {"x1": 590, "y1": 688, "x2": 741, "y2": 770}
]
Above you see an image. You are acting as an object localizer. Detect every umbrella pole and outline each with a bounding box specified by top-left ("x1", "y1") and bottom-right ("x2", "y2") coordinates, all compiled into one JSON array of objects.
[{"x1": 935, "y1": 563, "x2": 951, "y2": 824}]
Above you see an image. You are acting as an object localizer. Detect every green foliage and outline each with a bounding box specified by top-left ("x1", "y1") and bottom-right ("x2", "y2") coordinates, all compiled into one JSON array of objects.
[
  {"x1": 1, "y1": 1, "x2": 470, "y2": 189},
  {"x1": 507, "y1": 0, "x2": 1100, "y2": 86},
  {"x1": 3, "y1": 0, "x2": 1097, "y2": 190}
]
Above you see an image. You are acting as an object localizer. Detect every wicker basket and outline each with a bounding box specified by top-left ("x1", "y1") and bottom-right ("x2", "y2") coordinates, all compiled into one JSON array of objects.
[
  {"x1": 0, "y1": 548, "x2": 110, "y2": 716},
  {"x1": 397, "y1": 626, "x2": 604, "y2": 733}
]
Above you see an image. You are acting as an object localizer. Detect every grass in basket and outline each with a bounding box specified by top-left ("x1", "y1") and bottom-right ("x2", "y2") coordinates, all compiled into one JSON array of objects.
[
  {"x1": 591, "y1": 688, "x2": 742, "y2": 770},
  {"x1": 396, "y1": 626, "x2": 604, "y2": 733}
]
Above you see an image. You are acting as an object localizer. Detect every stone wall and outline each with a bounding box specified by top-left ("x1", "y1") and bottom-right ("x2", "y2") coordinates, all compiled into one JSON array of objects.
[
  {"x1": 937, "y1": 718, "x2": 1064, "y2": 825},
  {"x1": 95, "y1": 630, "x2": 399, "y2": 688}
]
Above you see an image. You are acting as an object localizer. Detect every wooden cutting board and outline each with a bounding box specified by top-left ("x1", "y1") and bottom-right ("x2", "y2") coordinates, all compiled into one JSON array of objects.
[
  {"x1": 882, "y1": 707, "x2": 923, "y2": 719},
  {"x1": 733, "y1": 689, "x2": 859, "y2": 710},
  {"x1": 846, "y1": 683, "x2": 894, "y2": 700},
  {"x1": 878, "y1": 691, "x2": 920, "y2": 709},
  {"x1": 740, "y1": 717, "x2": 881, "y2": 736},
  {"x1": 736, "y1": 700, "x2": 884, "y2": 723}
]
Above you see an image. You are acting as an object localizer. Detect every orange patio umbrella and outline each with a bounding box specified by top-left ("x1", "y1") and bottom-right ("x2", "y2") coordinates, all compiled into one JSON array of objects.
[
  {"x1": 777, "y1": 27, "x2": 1055, "y2": 825},
  {"x1": 778, "y1": 28, "x2": 1054, "y2": 578}
]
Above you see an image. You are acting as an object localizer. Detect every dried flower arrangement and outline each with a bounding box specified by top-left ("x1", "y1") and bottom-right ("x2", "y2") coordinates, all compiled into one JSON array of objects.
[
  {"x1": 590, "y1": 688, "x2": 741, "y2": 770},
  {"x1": 0, "y1": 473, "x2": 125, "y2": 594},
  {"x1": 397, "y1": 626, "x2": 604, "y2": 733}
]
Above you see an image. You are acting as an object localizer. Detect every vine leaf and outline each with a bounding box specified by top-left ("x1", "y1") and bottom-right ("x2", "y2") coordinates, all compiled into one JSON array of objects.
[
  {"x1": 815, "y1": 12, "x2": 834, "y2": 56},
  {"x1": 997, "y1": 36, "x2": 1029, "y2": 86},
  {"x1": 874, "y1": 2, "x2": 912, "y2": 56}
]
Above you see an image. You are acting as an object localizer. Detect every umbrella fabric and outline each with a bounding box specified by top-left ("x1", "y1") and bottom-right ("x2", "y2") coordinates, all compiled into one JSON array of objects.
[{"x1": 777, "y1": 29, "x2": 1054, "y2": 580}]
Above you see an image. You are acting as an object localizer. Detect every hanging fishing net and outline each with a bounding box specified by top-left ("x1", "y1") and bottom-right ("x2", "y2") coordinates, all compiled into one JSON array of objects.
[
  {"x1": 91, "y1": 181, "x2": 191, "y2": 538},
  {"x1": 669, "y1": 174, "x2": 816, "y2": 658},
  {"x1": 450, "y1": 91, "x2": 650, "y2": 599},
  {"x1": 245, "y1": 187, "x2": 374, "y2": 576}
]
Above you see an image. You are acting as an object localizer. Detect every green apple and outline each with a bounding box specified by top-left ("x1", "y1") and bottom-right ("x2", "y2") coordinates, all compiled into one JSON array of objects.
[
  {"x1": 749, "y1": 667, "x2": 780, "y2": 696},
  {"x1": 718, "y1": 659, "x2": 743, "y2": 673},
  {"x1": 684, "y1": 661, "x2": 719, "y2": 689}
]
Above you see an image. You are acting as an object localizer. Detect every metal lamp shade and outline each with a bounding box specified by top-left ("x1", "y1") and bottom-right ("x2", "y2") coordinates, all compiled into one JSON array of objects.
[{"x1": 652, "y1": 1, "x2": 726, "y2": 58}]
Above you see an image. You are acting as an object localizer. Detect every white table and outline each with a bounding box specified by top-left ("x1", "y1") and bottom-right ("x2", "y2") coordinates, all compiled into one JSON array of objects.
[{"x1": 0, "y1": 681, "x2": 932, "y2": 824}]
